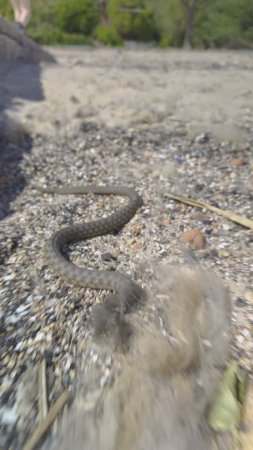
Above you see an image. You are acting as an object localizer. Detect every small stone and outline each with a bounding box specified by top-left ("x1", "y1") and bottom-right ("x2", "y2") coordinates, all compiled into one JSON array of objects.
[
  {"x1": 3, "y1": 273, "x2": 16, "y2": 281},
  {"x1": 0, "y1": 381, "x2": 12, "y2": 393},
  {"x1": 77, "y1": 340, "x2": 86, "y2": 353},
  {"x1": 182, "y1": 229, "x2": 206, "y2": 250},
  {"x1": 55, "y1": 366, "x2": 62, "y2": 377},
  {"x1": 64, "y1": 357, "x2": 73, "y2": 372},
  {"x1": 105, "y1": 356, "x2": 112, "y2": 367},
  {"x1": 192, "y1": 211, "x2": 206, "y2": 221},
  {"x1": 0, "y1": 407, "x2": 18, "y2": 425},
  {"x1": 15, "y1": 341, "x2": 25, "y2": 352},
  {"x1": 236, "y1": 297, "x2": 247, "y2": 307},
  {"x1": 92, "y1": 353, "x2": 98, "y2": 363},
  {"x1": 161, "y1": 217, "x2": 171, "y2": 226},
  {"x1": 100, "y1": 367, "x2": 110, "y2": 387},
  {"x1": 195, "y1": 183, "x2": 205, "y2": 192},
  {"x1": 173, "y1": 156, "x2": 185, "y2": 164},
  {"x1": 69, "y1": 369, "x2": 76, "y2": 381},
  {"x1": 218, "y1": 250, "x2": 230, "y2": 258},
  {"x1": 131, "y1": 243, "x2": 142, "y2": 253},
  {"x1": 101, "y1": 252, "x2": 117, "y2": 262},
  {"x1": 34, "y1": 331, "x2": 45, "y2": 342},
  {"x1": 231, "y1": 157, "x2": 246, "y2": 166},
  {"x1": 7, "y1": 358, "x2": 16, "y2": 370},
  {"x1": 202, "y1": 218, "x2": 213, "y2": 225},
  {"x1": 53, "y1": 346, "x2": 61, "y2": 357},
  {"x1": 194, "y1": 132, "x2": 209, "y2": 143},
  {"x1": 70, "y1": 95, "x2": 79, "y2": 104},
  {"x1": 15, "y1": 304, "x2": 29, "y2": 316},
  {"x1": 43, "y1": 350, "x2": 53, "y2": 363},
  {"x1": 209, "y1": 194, "x2": 225, "y2": 204},
  {"x1": 6, "y1": 315, "x2": 19, "y2": 325},
  {"x1": 222, "y1": 223, "x2": 231, "y2": 231},
  {"x1": 245, "y1": 291, "x2": 253, "y2": 304},
  {"x1": 133, "y1": 226, "x2": 142, "y2": 236},
  {"x1": 236, "y1": 334, "x2": 245, "y2": 344}
]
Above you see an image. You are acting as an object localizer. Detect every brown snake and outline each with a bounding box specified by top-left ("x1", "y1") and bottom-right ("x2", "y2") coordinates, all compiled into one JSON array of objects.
[{"x1": 36, "y1": 185, "x2": 146, "y2": 332}]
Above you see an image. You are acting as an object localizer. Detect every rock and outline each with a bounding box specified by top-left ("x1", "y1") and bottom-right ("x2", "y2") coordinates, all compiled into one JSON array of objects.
[
  {"x1": 209, "y1": 194, "x2": 225, "y2": 204},
  {"x1": 131, "y1": 242, "x2": 142, "y2": 253},
  {"x1": 101, "y1": 252, "x2": 117, "y2": 262},
  {"x1": 0, "y1": 17, "x2": 56, "y2": 140},
  {"x1": 182, "y1": 229, "x2": 206, "y2": 250},
  {"x1": 0, "y1": 17, "x2": 55, "y2": 63},
  {"x1": 236, "y1": 297, "x2": 247, "y2": 307},
  {"x1": 161, "y1": 217, "x2": 171, "y2": 226},
  {"x1": 133, "y1": 226, "x2": 142, "y2": 235},
  {"x1": 231, "y1": 157, "x2": 246, "y2": 167},
  {"x1": 245, "y1": 291, "x2": 253, "y2": 304},
  {"x1": 0, "y1": 407, "x2": 18, "y2": 425},
  {"x1": 194, "y1": 132, "x2": 210, "y2": 144},
  {"x1": 218, "y1": 250, "x2": 230, "y2": 258}
]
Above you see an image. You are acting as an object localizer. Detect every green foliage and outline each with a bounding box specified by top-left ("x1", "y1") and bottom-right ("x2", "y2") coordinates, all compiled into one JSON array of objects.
[
  {"x1": 194, "y1": 0, "x2": 253, "y2": 48},
  {"x1": 238, "y1": 0, "x2": 253, "y2": 44},
  {"x1": 1, "y1": 0, "x2": 253, "y2": 48},
  {"x1": 26, "y1": 0, "x2": 61, "y2": 44},
  {"x1": 94, "y1": 24, "x2": 123, "y2": 46},
  {"x1": 146, "y1": 0, "x2": 185, "y2": 47},
  {"x1": 208, "y1": 361, "x2": 248, "y2": 433},
  {"x1": 159, "y1": 34, "x2": 173, "y2": 48},
  {"x1": 107, "y1": 0, "x2": 158, "y2": 41},
  {"x1": 54, "y1": 0, "x2": 100, "y2": 34},
  {"x1": 29, "y1": 25, "x2": 91, "y2": 45},
  {"x1": 0, "y1": 0, "x2": 14, "y2": 20}
]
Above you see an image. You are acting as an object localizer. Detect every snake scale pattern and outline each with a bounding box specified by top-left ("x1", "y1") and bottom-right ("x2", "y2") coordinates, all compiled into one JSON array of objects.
[{"x1": 37, "y1": 185, "x2": 146, "y2": 329}]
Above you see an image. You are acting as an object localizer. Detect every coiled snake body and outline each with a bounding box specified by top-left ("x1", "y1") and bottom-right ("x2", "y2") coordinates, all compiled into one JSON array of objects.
[{"x1": 37, "y1": 185, "x2": 145, "y2": 332}]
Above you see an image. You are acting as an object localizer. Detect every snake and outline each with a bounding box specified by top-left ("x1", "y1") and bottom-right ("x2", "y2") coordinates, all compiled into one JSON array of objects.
[{"x1": 36, "y1": 185, "x2": 146, "y2": 333}]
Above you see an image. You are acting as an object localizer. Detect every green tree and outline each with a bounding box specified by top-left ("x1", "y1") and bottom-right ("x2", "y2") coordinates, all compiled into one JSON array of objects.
[
  {"x1": 195, "y1": 0, "x2": 253, "y2": 48},
  {"x1": 180, "y1": 0, "x2": 208, "y2": 47},
  {"x1": 0, "y1": 0, "x2": 14, "y2": 20},
  {"x1": 107, "y1": 0, "x2": 158, "y2": 41},
  {"x1": 55, "y1": 0, "x2": 100, "y2": 35},
  {"x1": 145, "y1": 0, "x2": 185, "y2": 47},
  {"x1": 94, "y1": 23, "x2": 123, "y2": 45}
]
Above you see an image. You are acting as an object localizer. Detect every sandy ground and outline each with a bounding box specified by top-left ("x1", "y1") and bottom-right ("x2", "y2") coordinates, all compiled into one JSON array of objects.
[
  {"x1": 1, "y1": 47, "x2": 253, "y2": 142},
  {"x1": 1, "y1": 47, "x2": 253, "y2": 449}
]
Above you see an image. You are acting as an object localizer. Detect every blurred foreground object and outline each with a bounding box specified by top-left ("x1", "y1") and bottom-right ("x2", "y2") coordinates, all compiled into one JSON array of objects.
[
  {"x1": 43, "y1": 266, "x2": 249, "y2": 450},
  {"x1": 0, "y1": 16, "x2": 55, "y2": 62}
]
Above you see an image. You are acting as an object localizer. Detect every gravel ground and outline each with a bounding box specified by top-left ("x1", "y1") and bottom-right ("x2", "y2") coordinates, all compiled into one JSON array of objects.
[{"x1": 0, "y1": 48, "x2": 253, "y2": 448}]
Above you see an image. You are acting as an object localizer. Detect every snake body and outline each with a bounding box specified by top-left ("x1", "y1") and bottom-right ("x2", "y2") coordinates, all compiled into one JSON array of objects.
[{"x1": 37, "y1": 185, "x2": 145, "y2": 329}]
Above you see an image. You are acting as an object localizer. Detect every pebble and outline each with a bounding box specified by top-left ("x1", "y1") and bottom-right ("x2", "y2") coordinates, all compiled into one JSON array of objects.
[
  {"x1": 161, "y1": 217, "x2": 171, "y2": 226},
  {"x1": 134, "y1": 226, "x2": 142, "y2": 235},
  {"x1": 181, "y1": 229, "x2": 206, "y2": 250},
  {"x1": 0, "y1": 115, "x2": 252, "y2": 447},
  {"x1": 101, "y1": 252, "x2": 117, "y2": 262},
  {"x1": 237, "y1": 335, "x2": 245, "y2": 345},
  {"x1": 131, "y1": 242, "x2": 143, "y2": 253},
  {"x1": 34, "y1": 331, "x2": 45, "y2": 343},
  {"x1": 194, "y1": 132, "x2": 210, "y2": 143},
  {"x1": 5, "y1": 315, "x2": 19, "y2": 325},
  {"x1": 231, "y1": 157, "x2": 246, "y2": 166},
  {"x1": 236, "y1": 297, "x2": 248, "y2": 307},
  {"x1": 15, "y1": 305, "x2": 29, "y2": 316},
  {"x1": 245, "y1": 291, "x2": 253, "y2": 304},
  {"x1": 0, "y1": 407, "x2": 18, "y2": 425},
  {"x1": 218, "y1": 250, "x2": 230, "y2": 258}
]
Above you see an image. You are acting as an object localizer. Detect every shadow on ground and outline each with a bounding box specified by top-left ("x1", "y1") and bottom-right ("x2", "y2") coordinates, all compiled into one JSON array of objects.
[{"x1": 0, "y1": 60, "x2": 44, "y2": 219}]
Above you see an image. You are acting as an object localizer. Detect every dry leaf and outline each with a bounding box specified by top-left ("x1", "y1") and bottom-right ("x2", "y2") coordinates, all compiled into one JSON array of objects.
[
  {"x1": 241, "y1": 383, "x2": 253, "y2": 450},
  {"x1": 166, "y1": 193, "x2": 253, "y2": 230}
]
